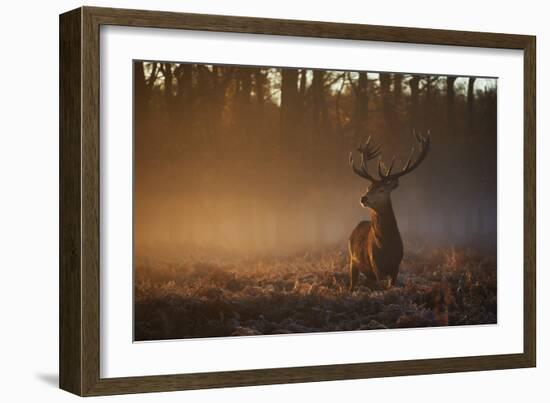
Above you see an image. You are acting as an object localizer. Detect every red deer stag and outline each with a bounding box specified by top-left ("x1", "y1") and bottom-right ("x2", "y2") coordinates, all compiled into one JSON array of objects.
[{"x1": 348, "y1": 131, "x2": 430, "y2": 291}]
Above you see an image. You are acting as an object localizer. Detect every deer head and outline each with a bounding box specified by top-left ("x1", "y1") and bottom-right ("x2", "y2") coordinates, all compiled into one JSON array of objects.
[{"x1": 349, "y1": 130, "x2": 430, "y2": 212}]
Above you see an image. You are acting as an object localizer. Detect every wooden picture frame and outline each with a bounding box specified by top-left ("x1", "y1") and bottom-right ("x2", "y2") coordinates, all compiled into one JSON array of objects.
[{"x1": 59, "y1": 6, "x2": 536, "y2": 396}]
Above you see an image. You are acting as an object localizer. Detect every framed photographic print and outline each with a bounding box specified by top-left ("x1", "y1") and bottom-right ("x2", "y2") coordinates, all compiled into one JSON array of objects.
[{"x1": 59, "y1": 6, "x2": 536, "y2": 396}]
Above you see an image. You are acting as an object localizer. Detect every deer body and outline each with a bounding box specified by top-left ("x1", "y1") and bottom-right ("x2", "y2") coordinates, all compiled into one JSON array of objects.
[
  {"x1": 348, "y1": 131, "x2": 430, "y2": 291},
  {"x1": 349, "y1": 202, "x2": 403, "y2": 289}
]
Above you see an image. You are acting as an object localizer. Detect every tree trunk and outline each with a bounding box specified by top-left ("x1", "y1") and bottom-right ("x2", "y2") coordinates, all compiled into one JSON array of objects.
[
  {"x1": 409, "y1": 75, "x2": 421, "y2": 130},
  {"x1": 393, "y1": 74, "x2": 403, "y2": 104},
  {"x1": 467, "y1": 77, "x2": 477, "y2": 132},
  {"x1": 134, "y1": 61, "x2": 149, "y2": 118},
  {"x1": 175, "y1": 64, "x2": 193, "y2": 119},
  {"x1": 379, "y1": 72, "x2": 392, "y2": 123},
  {"x1": 353, "y1": 72, "x2": 369, "y2": 141},
  {"x1": 424, "y1": 76, "x2": 439, "y2": 126},
  {"x1": 237, "y1": 68, "x2": 252, "y2": 105},
  {"x1": 311, "y1": 70, "x2": 328, "y2": 143},
  {"x1": 280, "y1": 68, "x2": 300, "y2": 152},
  {"x1": 162, "y1": 63, "x2": 173, "y2": 106},
  {"x1": 299, "y1": 69, "x2": 307, "y2": 112},
  {"x1": 254, "y1": 68, "x2": 267, "y2": 108},
  {"x1": 235, "y1": 68, "x2": 253, "y2": 140},
  {"x1": 446, "y1": 76, "x2": 457, "y2": 132}
]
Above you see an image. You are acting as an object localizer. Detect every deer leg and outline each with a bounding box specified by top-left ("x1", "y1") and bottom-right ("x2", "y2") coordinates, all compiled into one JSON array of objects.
[
  {"x1": 391, "y1": 272, "x2": 398, "y2": 287},
  {"x1": 363, "y1": 270, "x2": 378, "y2": 290},
  {"x1": 381, "y1": 273, "x2": 397, "y2": 290},
  {"x1": 349, "y1": 264, "x2": 359, "y2": 292}
]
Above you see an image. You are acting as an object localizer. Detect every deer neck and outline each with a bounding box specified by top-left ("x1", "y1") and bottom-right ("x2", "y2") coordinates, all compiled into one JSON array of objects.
[{"x1": 371, "y1": 200, "x2": 400, "y2": 243}]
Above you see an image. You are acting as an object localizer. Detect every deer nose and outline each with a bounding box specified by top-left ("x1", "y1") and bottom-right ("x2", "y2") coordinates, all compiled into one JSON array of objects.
[{"x1": 360, "y1": 196, "x2": 369, "y2": 205}]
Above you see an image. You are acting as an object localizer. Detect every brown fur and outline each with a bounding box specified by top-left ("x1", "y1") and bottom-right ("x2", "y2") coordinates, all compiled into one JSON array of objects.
[{"x1": 348, "y1": 200, "x2": 403, "y2": 291}]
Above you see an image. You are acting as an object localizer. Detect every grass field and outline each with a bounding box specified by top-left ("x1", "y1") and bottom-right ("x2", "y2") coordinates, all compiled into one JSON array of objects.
[{"x1": 134, "y1": 245, "x2": 497, "y2": 341}]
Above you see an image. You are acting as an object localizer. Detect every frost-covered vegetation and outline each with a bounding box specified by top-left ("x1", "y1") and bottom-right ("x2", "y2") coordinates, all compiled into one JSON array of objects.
[{"x1": 134, "y1": 245, "x2": 496, "y2": 341}]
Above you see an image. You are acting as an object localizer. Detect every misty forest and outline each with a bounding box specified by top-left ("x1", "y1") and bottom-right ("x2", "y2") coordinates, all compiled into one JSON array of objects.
[{"x1": 134, "y1": 61, "x2": 497, "y2": 341}]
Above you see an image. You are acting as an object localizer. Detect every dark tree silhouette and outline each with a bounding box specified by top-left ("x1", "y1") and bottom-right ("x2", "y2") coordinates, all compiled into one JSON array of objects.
[
  {"x1": 134, "y1": 61, "x2": 158, "y2": 118},
  {"x1": 393, "y1": 73, "x2": 403, "y2": 103},
  {"x1": 254, "y1": 68, "x2": 267, "y2": 108},
  {"x1": 467, "y1": 77, "x2": 477, "y2": 131},
  {"x1": 280, "y1": 68, "x2": 300, "y2": 151},
  {"x1": 350, "y1": 71, "x2": 369, "y2": 143},
  {"x1": 409, "y1": 75, "x2": 421, "y2": 130},
  {"x1": 446, "y1": 76, "x2": 457, "y2": 131},
  {"x1": 311, "y1": 70, "x2": 329, "y2": 143},
  {"x1": 379, "y1": 72, "x2": 392, "y2": 123}
]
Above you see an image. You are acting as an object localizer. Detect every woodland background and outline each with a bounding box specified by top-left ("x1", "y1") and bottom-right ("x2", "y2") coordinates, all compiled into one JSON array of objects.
[{"x1": 134, "y1": 62, "x2": 497, "y2": 256}]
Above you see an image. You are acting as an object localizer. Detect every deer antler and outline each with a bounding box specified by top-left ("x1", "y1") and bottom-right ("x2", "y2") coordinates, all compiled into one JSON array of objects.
[
  {"x1": 380, "y1": 130, "x2": 431, "y2": 181},
  {"x1": 350, "y1": 130, "x2": 431, "y2": 183},
  {"x1": 349, "y1": 136, "x2": 382, "y2": 183}
]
